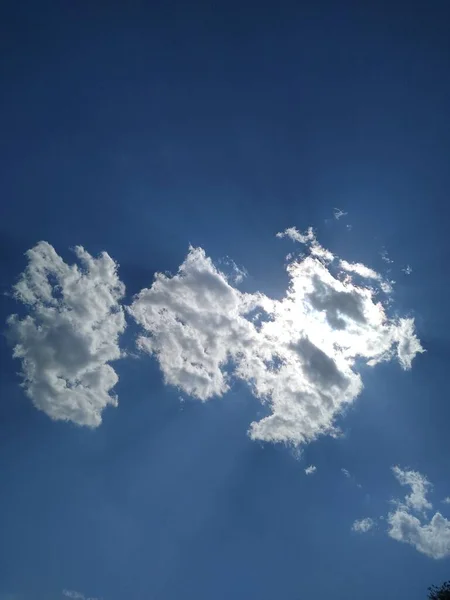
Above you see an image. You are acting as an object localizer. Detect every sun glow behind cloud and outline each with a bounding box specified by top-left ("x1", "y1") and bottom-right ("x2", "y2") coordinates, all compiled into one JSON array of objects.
[
  {"x1": 129, "y1": 226, "x2": 424, "y2": 446},
  {"x1": 7, "y1": 226, "x2": 424, "y2": 448}
]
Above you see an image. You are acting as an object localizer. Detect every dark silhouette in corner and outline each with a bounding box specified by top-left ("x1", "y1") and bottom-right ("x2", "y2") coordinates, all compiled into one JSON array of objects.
[{"x1": 429, "y1": 581, "x2": 450, "y2": 599}]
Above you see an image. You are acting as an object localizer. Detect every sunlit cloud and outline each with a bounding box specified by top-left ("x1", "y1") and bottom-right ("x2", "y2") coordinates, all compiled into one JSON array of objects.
[
  {"x1": 129, "y1": 226, "x2": 423, "y2": 446},
  {"x1": 360, "y1": 467, "x2": 450, "y2": 559},
  {"x1": 7, "y1": 242, "x2": 126, "y2": 426}
]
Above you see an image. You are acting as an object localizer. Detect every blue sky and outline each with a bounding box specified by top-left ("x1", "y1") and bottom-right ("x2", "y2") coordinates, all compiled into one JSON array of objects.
[{"x1": 1, "y1": 2, "x2": 450, "y2": 599}]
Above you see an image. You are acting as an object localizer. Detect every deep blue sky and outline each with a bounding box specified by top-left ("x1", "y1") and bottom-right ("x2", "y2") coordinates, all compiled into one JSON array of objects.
[{"x1": 1, "y1": 2, "x2": 450, "y2": 599}]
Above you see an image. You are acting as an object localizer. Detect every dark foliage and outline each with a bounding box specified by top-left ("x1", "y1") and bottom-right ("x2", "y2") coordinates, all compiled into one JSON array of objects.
[{"x1": 428, "y1": 581, "x2": 450, "y2": 599}]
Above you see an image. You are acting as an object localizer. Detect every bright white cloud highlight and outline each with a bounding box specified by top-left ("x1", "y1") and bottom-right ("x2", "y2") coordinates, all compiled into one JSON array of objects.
[
  {"x1": 305, "y1": 465, "x2": 317, "y2": 475},
  {"x1": 339, "y1": 260, "x2": 381, "y2": 281},
  {"x1": 386, "y1": 467, "x2": 450, "y2": 559},
  {"x1": 129, "y1": 227, "x2": 423, "y2": 446},
  {"x1": 352, "y1": 518, "x2": 375, "y2": 533},
  {"x1": 7, "y1": 242, "x2": 126, "y2": 427}
]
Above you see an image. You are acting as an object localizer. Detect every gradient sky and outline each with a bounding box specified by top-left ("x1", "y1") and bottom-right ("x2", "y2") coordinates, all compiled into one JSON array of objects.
[{"x1": 1, "y1": 2, "x2": 450, "y2": 600}]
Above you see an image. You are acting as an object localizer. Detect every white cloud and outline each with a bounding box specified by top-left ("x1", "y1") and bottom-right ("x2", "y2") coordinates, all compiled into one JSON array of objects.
[
  {"x1": 443, "y1": 497, "x2": 450, "y2": 505},
  {"x1": 384, "y1": 467, "x2": 450, "y2": 559},
  {"x1": 391, "y1": 319, "x2": 425, "y2": 370},
  {"x1": 339, "y1": 260, "x2": 395, "y2": 295},
  {"x1": 305, "y1": 465, "x2": 317, "y2": 475},
  {"x1": 342, "y1": 468, "x2": 351, "y2": 478},
  {"x1": 7, "y1": 242, "x2": 126, "y2": 427},
  {"x1": 352, "y1": 517, "x2": 375, "y2": 533},
  {"x1": 276, "y1": 226, "x2": 314, "y2": 245},
  {"x1": 392, "y1": 466, "x2": 432, "y2": 514},
  {"x1": 276, "y1": 226, "x2": 334, "y2": 262},
  {"x1": 388, "y1": 509, "x2": 450, "y2": 559},
  {"x1": 339, "y1": 260, "x2": 381, "y2": 281},
  {"x1": 128, "y1": 246, "x2": 266, "y2": 401},
  {"x1": 333, "y1": 208, "x2": 348, "y2": 220},
  {"x1": 129, "y1": 228, "x2": 423, "y2": 447},
  {"x1": 402, "y1": 265, "x2": 413, "y2": 275}
]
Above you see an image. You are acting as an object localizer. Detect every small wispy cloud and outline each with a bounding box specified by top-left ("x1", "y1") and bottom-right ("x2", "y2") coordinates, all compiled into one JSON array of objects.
[
  {"x1": 333, "y1": 208, "x2": 348, "y2": 220},
  {"x1": 276, "y1": 226, "x2": 334, "y2": 262},
  {"x1": 442, "y1": 497, "x2": 450, "y2": 505},
  {"x1": 339, "y1": 260, "x2": 382, "y2": 281},
  {"x1": 402, "y1": 265, "x2": 413, "y2": 275},
  {"x1": 341, "y1": 468, "x2": 363, "y2": 488},
  {"x1": 305, "y1": 465, "x2": 317, "y2": 475},
  {"x1": 219, "y1": 257, "x2": 248, "y2": 284},
  {"x1": 352, "y1": 517, "x2": 375, "y2": 533},
  {"x1": 63, "y1": 590, "x2": 100, "y2": 600},
  {"x1": 380, "y1": 249, "x2": 394, "y2": 264}
]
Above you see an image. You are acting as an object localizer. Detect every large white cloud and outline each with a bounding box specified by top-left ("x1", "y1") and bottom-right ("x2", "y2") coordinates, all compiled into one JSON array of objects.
[
  {"x1": 386, "y1": 467, "x2": 450, "y2": 559},
  {"x1": 7, "y1": 242, "x2": 126, "y2": 427},
  {"x1": 388, "y1": 509, "x2": 450, "y2": 559},
  {"x1": 129, "y1": 227, "x2": 424, "y2": 446}
]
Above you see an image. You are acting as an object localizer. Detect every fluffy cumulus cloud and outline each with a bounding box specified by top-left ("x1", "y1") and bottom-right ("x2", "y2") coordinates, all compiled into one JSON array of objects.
[
  {"x1": 387, "y1": 467, "x2": 450, "y2": 559},
  {"x1": 388, "y1": 510, "x2": 450, "y2": 559},
  {"x1": 7, "y1": 242, "x2": 126, "y2": 427},
  {"x1": 129, "y1": 226, "x2": 424, "y2": 446},
  {"x1": 128, "y1": 246, "x2": 268, "y2": 401},
  {"x1": 352, "y1": 518, "x2": 375, "y2": 533},
  {"x1": 305, "y1": 465, "x2": 317, "y2": 475}
]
